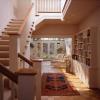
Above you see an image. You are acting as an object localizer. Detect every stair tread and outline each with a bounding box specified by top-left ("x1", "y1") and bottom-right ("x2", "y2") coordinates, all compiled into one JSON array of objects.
[
  {"x1": 0, "y1": 45, "x2": 9, "y2": 47},
  {"x1": 0, "y1": 40, "x2": 9, "y2": 45},
  {"x1": 1, "y1": 35, "x2": 9, "y2": 37},
  {"x1": 0, "y1": 58, "x2": 9, "y2": 60},
  {"x1": 0, "y1": 51, "x2": 9, "y2": 53},
  {"x1": 0, "y1": 52, "x2": 9, "y2": 58},
  {"x1": 0, "y1": 35, "x2": 9, "y2": 61},
  {"x1": 0, "y1": 40, "x2": 9, "y2": 41},
  {"x1": 0, "y1": 45, "x2": 9, "y2": 51},
  {"x1": 0, "y1": 58, "x2": 9, "y2": 66},
  {"x1": 0, "y1": 35, "x2": 9, "y2": 39}
]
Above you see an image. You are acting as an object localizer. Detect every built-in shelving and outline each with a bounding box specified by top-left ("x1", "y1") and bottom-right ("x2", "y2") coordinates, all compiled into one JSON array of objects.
[
  {"x1": 73, "y1": 27, "x2": 97, "y2": 67},
  {"x1": 72, "y1": 27, "x2": 98, "y2": 88}
]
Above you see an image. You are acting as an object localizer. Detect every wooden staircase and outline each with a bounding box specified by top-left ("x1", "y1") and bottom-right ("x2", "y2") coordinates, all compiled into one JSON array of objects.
[
  {"x1": 0, "y1": 19, "x2": 24, "y2": 68},
  {"x1": 0, "y1": 3, "x2": 45, "y2": 99},
  {"x1": 0, "y1": 35, "x2": 10, "y2": 67}
]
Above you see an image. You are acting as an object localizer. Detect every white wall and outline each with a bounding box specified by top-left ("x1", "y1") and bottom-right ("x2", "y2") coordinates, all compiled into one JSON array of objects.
[
  {"x1": 0, "y1": 0, "x2": 34, "y2": 67},
  {"x1": 16, "y1": 0, "x2": 32, "y2": 19},
  {"x1": 78, "y1": 7, "x2": 100, "y2": 88},
  {"x1": 0, "y1": 0, "x2": 15, "y2": 35}
]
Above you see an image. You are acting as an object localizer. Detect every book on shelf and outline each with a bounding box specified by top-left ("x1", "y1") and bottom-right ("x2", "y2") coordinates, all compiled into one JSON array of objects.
[{"x1": 72, "y1": 27, "x2": 97, "y2": 67}]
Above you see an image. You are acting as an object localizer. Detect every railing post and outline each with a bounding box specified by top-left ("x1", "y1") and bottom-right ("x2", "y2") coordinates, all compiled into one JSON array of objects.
[
  {"x1": 9, "y1": 34, "x2": 20, "y2": 100},
  {"x1": 16, "y1": 68, "x2": 37, "y2": 100},
  {"x1": 32, "y1": 59, "x2": 43, "y2": 100}
]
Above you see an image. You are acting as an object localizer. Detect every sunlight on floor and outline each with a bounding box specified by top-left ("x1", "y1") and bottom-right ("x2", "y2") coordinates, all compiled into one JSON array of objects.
[
  {"x1": 41, "y1": 61, "x2": 100, "y2": 100},
  {"x1": 4, "y1": 61, "x2": 100, "y2": 100}
]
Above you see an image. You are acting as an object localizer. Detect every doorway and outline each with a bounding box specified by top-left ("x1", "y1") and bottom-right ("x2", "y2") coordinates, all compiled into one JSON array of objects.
[{"x1": 30, "y1": 37, "x2": 72, "y2": 60}]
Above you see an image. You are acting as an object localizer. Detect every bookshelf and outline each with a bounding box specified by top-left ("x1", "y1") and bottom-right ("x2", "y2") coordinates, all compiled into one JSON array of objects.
[
  {"x1": 72, "y1": 27, "x2": 97, "y2": 88},
  {"x1": 73, "y1": 27, "x2": 97, "y2": 67}
]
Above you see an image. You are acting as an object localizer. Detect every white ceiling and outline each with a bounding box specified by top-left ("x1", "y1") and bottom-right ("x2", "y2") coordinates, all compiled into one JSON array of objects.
[
  {"x1": 38, "y1": 0, "x2": 100, "y2": 25},
  {"x1": 63, "y1": 0, "x2": 100, "y2": 24}
]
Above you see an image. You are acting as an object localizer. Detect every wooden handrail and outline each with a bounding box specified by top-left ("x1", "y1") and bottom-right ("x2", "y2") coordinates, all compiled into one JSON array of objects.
[
  {"x1": 18, "y1": 53, "x2": 33, "y2": 66},
  {"x1": 0, "y1": 63, "x2": 18, "y2": 84}
]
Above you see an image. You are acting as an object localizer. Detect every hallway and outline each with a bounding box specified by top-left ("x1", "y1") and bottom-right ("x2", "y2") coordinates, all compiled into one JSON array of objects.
[
  {"x1": 41, "y1": 61, "x2": 100, "y2": 100},
  {"x1": 0, "y1": 0, "x2": 100, "y2": 100}
]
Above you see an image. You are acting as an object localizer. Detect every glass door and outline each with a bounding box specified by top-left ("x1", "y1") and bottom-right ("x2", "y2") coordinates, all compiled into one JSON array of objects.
[
  {"x1": 42, "y1": 43, "x2": 48, "y2": 59},
  {"x1": 31, "y1": 38, "x2": 67, "y2": 59}
]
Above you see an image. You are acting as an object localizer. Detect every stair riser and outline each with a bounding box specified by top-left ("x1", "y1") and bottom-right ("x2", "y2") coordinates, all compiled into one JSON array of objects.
[
  {"x1": 1, "y1": 37, "x2": 9, "y2": 40},
  {"x1": 0, "y1": 41, "x2": 9, "y2": 45},
  {"x1": 0, "y1": 60, "x2": 9, "y2": 66},
  {"x1": 0, "y1": 53, "x2": 9, "y2": 58},
  {"x1": 0, "y1": 36, "x2": 9, "y2": 67},
  {"x1": 0, "y1": 47, "x2": 9, "y2": 51}
]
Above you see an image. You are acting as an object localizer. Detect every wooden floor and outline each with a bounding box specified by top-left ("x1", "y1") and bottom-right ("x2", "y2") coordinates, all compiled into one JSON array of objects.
[
  {"x1": 4, "y1": 61, "x2": 100, "y2": 100},
  {"x1": 41, "y1": 61, "x2": 100, "y2": 100}
]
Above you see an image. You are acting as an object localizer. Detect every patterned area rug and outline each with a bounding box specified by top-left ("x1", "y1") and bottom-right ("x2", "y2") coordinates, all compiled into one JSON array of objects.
[{"x1": 42, "y1": 73, "x2": 80, "y2": 96}]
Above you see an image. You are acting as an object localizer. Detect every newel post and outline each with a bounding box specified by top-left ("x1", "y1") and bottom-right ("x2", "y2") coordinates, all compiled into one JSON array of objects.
[
  {"x1": 9, "y1": 34, "x2": 20, "y2": 71},
  {"x1": 16, "y1": 68, "x2": 37, "y2": 100},
  {"x1": 32, "y1": 59, "x2": 43, "y2": 100},
  {"x1": 9, "y1": 34, "x2": 20, "y2": 100}
]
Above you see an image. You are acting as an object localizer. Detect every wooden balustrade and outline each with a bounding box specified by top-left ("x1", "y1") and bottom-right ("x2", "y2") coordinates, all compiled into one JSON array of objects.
[
  {"x1": 16, "y1": 68, "x2": 37, "y2": 100},
  {"x1": 0, "y1": 63, "x2": 18, "y2": 100},
  {"x1": 0, "y1": 63, "x2": 36, "y2": 100},
  {"x1": 4, "y1": 3, "x2": 34, "y2": 71},
  {"x1": 0, "y1": 3, "x2": 34, "y2": 100},
  {"x1": 31, "y1": 59, "x2": 43, "y2": 100},
  {"x1": 18, "y1": 53, "x2": 33, "y2": 67},
  {"x1": 0, "y1": 63, "x2": 18, "y2": 84}
]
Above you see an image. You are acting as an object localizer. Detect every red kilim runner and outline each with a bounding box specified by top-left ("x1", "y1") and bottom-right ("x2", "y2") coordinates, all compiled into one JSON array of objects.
[{"x1": 42, "y1": 73, "x2": 80, "y2": 96}]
